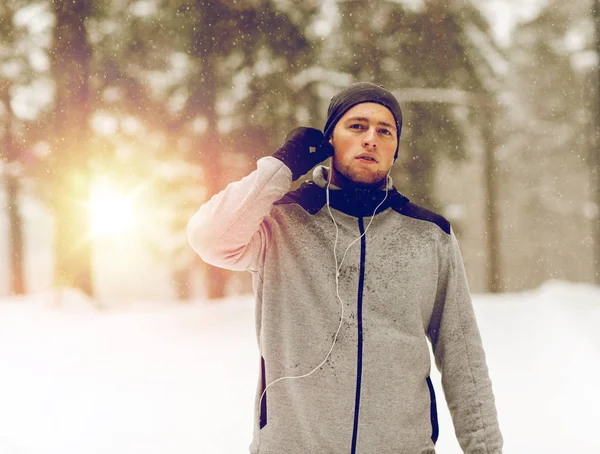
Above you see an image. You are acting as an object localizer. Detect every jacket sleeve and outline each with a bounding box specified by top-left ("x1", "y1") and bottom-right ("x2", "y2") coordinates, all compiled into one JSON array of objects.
[
  {"x1": 428, "y1": 229, "x2": 503, "y2": 453},
  {"x1": 186, "y1": 156, "x2": 292, "y2": 272}
]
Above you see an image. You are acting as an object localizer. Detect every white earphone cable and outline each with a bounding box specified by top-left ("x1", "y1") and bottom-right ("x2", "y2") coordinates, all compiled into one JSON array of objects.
[{"x1": 258, "y1": 164, "x2": 392, "y2": 418}]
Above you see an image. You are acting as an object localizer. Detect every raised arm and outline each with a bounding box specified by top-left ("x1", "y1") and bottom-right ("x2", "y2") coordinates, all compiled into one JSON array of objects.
[
  {"x1": 186, "y1": 127, "x2": 333, "y2": 272},
  {"x1": 428, "y1": 230, "x2": 503, "y2": 453}
]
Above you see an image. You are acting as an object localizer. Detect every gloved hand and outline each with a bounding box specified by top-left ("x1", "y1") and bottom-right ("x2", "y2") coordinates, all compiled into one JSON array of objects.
[{"x1": 272, "y1": 127, "x2": 334, "y2": 181}]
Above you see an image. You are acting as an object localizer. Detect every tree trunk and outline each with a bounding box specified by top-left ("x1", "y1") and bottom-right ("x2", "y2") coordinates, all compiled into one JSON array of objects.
[
  {"x1": 189, "y1": 51, "x2": 229, "y2": 300},
  {"x1": 203, "y1": 94, "x2": 228, "y2": 299},
  {"x1": 2, "y1": 95, "x2": 25, "y2": 294},
  {"x1": 1, "y1": 79, "x2": 26, "y2": 295},
  {"x1": 50, "y1": 0, "x2": 94, "y2": 296},
  {"x1": 480, "y1": 97, "x2": 502, "y2": 293},
  {"x1": 6, "y1": 175, "x2": 25, "y2": 295},
  {"x1": 593, "y1": 0, "x2": 600, "y2": 285},
  {"x1": 404, "y1": 104, "x2": 436, "y2": 210}
]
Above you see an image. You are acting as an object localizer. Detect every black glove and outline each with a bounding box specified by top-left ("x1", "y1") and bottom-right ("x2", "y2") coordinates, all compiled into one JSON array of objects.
[{"x1": 272, "y1": 127, "x2": 334, "y2": 181}]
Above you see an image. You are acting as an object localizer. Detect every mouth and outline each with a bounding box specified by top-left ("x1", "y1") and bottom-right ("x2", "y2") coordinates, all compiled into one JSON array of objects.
[{"x1": 356, "y1": 154, "x2": 378, "y2": 163}]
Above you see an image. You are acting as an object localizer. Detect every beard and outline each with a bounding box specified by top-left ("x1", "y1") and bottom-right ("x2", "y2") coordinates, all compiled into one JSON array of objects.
[{"x1": 331, "y1": 158, "x2": 390, "y2": 189}]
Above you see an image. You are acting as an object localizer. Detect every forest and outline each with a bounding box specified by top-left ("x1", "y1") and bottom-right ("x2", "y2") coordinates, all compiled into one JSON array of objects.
[{"x1": 1, "y1": 0, "x2": 598, "y2": 301}]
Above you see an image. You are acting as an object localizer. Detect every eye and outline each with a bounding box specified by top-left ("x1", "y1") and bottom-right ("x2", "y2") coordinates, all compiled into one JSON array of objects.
[
  {"x1": 378, "y1": 128, "x2": 391, "y2": 136},
  {"x1": 349, "y1": 123, "x2": 366, "y2": 131}
]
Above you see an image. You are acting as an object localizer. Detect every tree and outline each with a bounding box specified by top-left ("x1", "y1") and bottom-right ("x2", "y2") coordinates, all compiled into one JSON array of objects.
[
  {"x1": 499, "y1": 0, "x2": 597, "y2": 289},
  {"x1": 0, "y1": 3, "x2": 25, "y2": 295},
  {"x1": 593, "y1": 0, "x2": 600, "y2": 284},
  {"x1": 324, "y1": 0, "x2": 504, "y2": 291},
  {"x1": 183, "y1": 1, "x2": 320, "y2": 298},
  {"x1": 0, "y1": 0, "x2": 52, "y2": 295},
  {"x1": 93, "y1": 0, "x2": 320, "y2": 299},
  {"x1": 48, "y1": 0, "x2": 94, "y2": 296},
  {"x1": 0, "y1": 83, "x2": 25, "y2": 295},
  {"x1": 323, "y1": 1, "x2": 494, "y2": 206}
]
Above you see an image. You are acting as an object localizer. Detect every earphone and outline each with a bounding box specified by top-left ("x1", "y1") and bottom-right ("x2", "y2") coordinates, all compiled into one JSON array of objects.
[{"x1": 258, "y1": 160, "x2": 392, "y2": 419}]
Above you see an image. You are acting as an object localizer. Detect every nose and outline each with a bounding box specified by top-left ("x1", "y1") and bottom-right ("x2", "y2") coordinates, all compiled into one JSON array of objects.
[{"x1": 362, "y1": 127, "x2": 377, "y2": 148}]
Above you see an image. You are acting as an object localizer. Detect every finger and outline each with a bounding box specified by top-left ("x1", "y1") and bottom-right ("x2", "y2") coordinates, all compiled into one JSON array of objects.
[
  {"x1": 318, "y1": 142, "x2": 334, "y2": 157},
  {"x1": 304, "y1": 128, "x2": 326, "y2": 146}
]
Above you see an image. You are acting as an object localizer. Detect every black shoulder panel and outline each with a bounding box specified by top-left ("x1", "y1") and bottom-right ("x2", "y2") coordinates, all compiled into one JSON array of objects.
[
  {"x1": 390, "y1": 195, "x2": 451, "y2": 235},
  {"x1": 274, "y1": 183, "x2": 451, "y2": 233},
  {"x1": 274, "y1": 181, "x2": 326, "y2": 215}
]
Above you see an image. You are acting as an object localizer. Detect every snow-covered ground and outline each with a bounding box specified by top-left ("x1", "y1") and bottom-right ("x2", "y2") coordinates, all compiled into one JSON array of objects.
[{"x1": 0, "y1": 280, "x2": 599, "y2": 454}]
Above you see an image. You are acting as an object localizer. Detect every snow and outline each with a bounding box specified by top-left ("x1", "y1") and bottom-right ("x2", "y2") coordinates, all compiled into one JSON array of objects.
[{"x1": 0, "y1": 280, "x2": 599, "y2": 453}]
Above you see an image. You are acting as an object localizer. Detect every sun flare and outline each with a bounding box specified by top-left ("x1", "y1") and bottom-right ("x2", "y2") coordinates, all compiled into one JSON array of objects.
[{"x1": 89, "y1": 178, "x2": 137, "y2": 238}]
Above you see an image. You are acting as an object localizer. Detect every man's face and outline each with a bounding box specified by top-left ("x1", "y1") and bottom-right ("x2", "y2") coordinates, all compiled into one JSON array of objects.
[{"x1": 329, "y1": 102, "x2": 398, "y2": 188}]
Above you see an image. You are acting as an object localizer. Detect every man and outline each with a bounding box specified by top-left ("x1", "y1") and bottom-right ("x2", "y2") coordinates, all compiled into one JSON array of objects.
[{"x1": 187, "y1": 82, "x2": 503, "y2": 453}]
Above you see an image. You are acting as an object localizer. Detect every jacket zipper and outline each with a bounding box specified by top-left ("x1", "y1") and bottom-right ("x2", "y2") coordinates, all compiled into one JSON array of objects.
[{"x1": 350, "y1": 217, "x2": 366, "y2": 453}]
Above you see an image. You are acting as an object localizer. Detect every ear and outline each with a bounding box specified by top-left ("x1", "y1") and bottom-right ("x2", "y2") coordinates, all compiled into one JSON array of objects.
[{"x1": 328, "y1": 137, "x2": 336, "y2": 158}]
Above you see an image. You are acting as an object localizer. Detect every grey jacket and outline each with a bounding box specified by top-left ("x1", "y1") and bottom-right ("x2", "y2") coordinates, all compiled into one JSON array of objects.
[{"x1": 187, "y1": 157, "x2": 502, "y2": 454}]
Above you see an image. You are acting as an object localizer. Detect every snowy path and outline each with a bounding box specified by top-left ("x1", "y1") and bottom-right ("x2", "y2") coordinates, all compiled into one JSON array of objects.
[{"x1": 0, "y1": 281, "x2": 599, "y2": 453}]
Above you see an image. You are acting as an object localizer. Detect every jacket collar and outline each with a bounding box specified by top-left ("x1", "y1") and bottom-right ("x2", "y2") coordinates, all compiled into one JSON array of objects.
[
  {"x1": 304, "y1": 166, "x2": 407, "y2": 217},
  {"x1": 311, "y1": 165, "x2": 394, "y2": 191},
  {"x1": 275, "y1": 166, "x2": 448, "y2": 231}
]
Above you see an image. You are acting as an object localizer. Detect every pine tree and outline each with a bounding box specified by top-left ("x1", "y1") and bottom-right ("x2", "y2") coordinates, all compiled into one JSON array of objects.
[
  {"x1": 326, "y1": 0, "x2": 493, "y2": 210},
  {"x1": 47, "y1": 0, "x2": 95, "y2": 296},
  {"x1": 122, "y1": 1, "x2": 320, "y2": 299},
  {"x1": 0, "y1": 0, "x2": 51, "y2": 295},
  {"x1": 500, "y1": 0, "x2": 597, "y2": 289}
]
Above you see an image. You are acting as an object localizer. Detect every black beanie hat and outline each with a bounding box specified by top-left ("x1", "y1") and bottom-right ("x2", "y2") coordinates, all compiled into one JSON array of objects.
[{"x1": 323, "y1": 82, "x2": 403, "y2": 160}]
